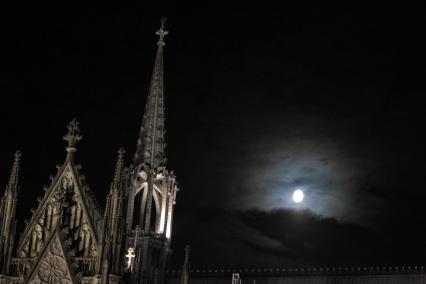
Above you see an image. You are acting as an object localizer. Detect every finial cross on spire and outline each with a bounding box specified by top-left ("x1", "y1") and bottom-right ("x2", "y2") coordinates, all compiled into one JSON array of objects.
[
  {"x1": 160, "y1": 17, "x2": 167, "y2": 28},
  {"x1": 156, "y1": 17, "x2": 168, "y2": 46},
  {"x1": 63, "y1": 118, "x2": 82, "y2": 152}
]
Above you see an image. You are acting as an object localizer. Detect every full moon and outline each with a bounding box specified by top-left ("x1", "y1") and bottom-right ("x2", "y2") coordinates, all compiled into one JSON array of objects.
[{"x1": 292, "y1": 189, "x2": 304, "y2": 203}]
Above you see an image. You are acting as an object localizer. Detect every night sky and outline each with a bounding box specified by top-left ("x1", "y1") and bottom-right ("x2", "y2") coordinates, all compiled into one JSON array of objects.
[{"x1": 1, "y1": 3, "x2": 426, "y2": 269}]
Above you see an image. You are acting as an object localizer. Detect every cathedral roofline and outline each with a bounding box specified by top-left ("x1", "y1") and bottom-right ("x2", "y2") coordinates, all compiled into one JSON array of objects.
[{"x1": 168, "y1": 265, "x2": 426, "y2": 276}]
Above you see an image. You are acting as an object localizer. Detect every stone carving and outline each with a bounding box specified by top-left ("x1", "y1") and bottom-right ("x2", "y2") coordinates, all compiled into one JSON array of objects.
[
  {"x1": 34, "y1": 224, "x2": 44, "y2": 254},
  {"x1": 89, "y1": 244, "x2": 97, "y2": 257},
  {"x1": 28, "y1": 237, "x2": 73, "y2": 284},
  {"x1": 62, "y1": 170, "x2": 74, "y2": 191},
  {"x1": 53, "y1": 187, "x2": 65, "y2": 202},
  {"x1": 38, "y1": 256, "x2": 68, "y2": 283},
  {"x1": 51, "y1": 238, "x2": 62, "y2": 256},
  {"x1": 63, "y1": 119, "x2": 82, "y2": 149}
]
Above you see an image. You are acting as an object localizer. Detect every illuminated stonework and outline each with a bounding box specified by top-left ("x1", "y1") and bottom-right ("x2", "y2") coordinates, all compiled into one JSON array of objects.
[
  {"x1": 27, "y1": 233, "x2": 73, "y2": 284},
  {"x1": 0, "y1": 18, "x2": 178, "y2": 284},
  {"x1": 124, "y1": 17, "x2": 178, "y2": 284}
]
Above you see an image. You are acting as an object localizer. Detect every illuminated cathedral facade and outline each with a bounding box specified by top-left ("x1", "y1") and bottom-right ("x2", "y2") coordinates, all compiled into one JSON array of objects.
[{"x1": 0, "y1": 19, "x2": 176, "y2": 284}]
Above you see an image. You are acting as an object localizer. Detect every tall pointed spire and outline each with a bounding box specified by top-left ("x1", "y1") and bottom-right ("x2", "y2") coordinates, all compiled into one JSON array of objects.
[
  {"x1": 112, "y1": 148, "x2": 125, "y2": 190},
  {"x1": 127, "y1": 19, "x2": 179, "y2": 284},
  {"x1": 180, "y1": 245, "x2": 191, "y2": 284},
  {"x1": 0, "y1": 151, "x2": 22, "y2": 273},
  {"x1": 183, "y1": 245, "x2": 190, "y2": 270},
  {"x1": 98, "y1": 148, "x2": 126, "y2": 278},
  {"x1": 6, "y1": 150, "x2": 22, "y2": 194},
  {"x1": 133, "y1": 18, "x2": 168, "y2": 168}
]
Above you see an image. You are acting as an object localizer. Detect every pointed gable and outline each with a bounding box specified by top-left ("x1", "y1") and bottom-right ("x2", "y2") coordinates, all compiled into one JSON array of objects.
[
  {"x1": 15, "y1": 120, "x2": 103, "y2": 280},
  {"x1": 25, "y1": 230, "x2": 76, "y2": 284},
  {"x1": 17, "y1": 150, "x2": 102, "y2": 260}
]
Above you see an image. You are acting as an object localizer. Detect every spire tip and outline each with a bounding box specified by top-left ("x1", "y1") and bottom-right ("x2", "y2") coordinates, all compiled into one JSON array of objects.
[
  {"x1": 14, "y1": 150, "x2": 22, "y2": 161},
  {"x1": 160, "y1": 17, "x2": 167, "y2": 29},
  {"x1": 156, "y1": 17, "x2": 169, "y2": 46},
  {"x1": 7, "y1": 150, "x2": 22, "y2": 192},
  {"x1": 118, "y1": 147, "x2": 126, "y2": 158},
  {"x1": 113, "y1": 147, "x2": 125, "y2": 189}
]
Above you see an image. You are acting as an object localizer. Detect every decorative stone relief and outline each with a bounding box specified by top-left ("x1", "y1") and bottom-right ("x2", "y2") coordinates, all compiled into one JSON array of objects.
[
  {"x1": 21, "y1": 241, "x2": 29, "y2": 257},
  {"x1": 53, "y1": 187, "x2": 65, "y2": 202},
  {"x1": 62, "y1": 170, "x2": 74, "y2": 191},
  {"x1": 38, "y1": 256, "x2": 68, "y2": 283},
  {"x1": 34, "y1": 224, "x2": 44, "y2": 254},
  {"x1": 27, "y1": 236, "x2": 73, "y2": 284}
]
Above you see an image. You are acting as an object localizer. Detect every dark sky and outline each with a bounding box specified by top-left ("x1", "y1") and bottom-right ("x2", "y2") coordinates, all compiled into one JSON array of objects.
[{"x1": 1, "y1": 2, "x2": 426, "y2": 268}]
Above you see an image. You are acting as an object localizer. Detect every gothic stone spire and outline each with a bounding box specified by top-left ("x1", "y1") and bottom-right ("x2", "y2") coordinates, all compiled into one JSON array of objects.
[
  {"x1": 112, "y1": 148, "x2": 125, "y2": 191},
  {"x1": 180, "y1": 245, "x2": 191, "y2": 284},
  {"x1": 98, "y1": 148, "x2": 126, "y2": 277},
  {"x1": 0, "y1": 151, "x2": 22, "y2": 273},
  {"x1": 6, "y1": 150, "x2": 22, "y2": 194},
  {"x1": 133, "y1": 18, "x2": 168, "y2": 168},
  {"x1": 127, "y1": 19, "x2": 178, "y2": 284}
]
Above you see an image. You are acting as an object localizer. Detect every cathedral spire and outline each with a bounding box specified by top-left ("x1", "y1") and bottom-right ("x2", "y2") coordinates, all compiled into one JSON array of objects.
[
  {"x1": 0, "y1": 151, "x2": 22, "y2": 273},
  {"x1": 6, "y1": 150, "x2": 22, "y2": 194},
  {"x1": 98, "y1": 148, "x2": 126, "y2": 278},
  {"x1": 133, "y1": 18, "x2": 168, "y2": 168},
  {"x1": 127, "y1": 19, "x2": 178, "y2": 284},
  {"x1": 180, "y1": 245, "x2": 191, "y2": 284},
  {"x1": 112, "y1": 148, "x2": 125, "y2": 191}
]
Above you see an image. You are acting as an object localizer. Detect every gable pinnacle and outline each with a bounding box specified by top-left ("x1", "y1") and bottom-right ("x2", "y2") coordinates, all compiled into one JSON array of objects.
[
  {"x1": 156, "y1": 17, "x2": 168, "y2": 46},
  {"x1": 113, "y1": 148, "x2": 125, "y2": 189},
  {"x1": 63, "y1": 118, "x2": 83, "y2": 153},
  {"x1": 180, "y1": 245, "x2": 191, "y2": 284},
  {"x1": 184, "y1": 245, "x2": 191, "y2": 267},
  {"x1": 7, "y1": 150, "x2": 22, "y2": 193}
]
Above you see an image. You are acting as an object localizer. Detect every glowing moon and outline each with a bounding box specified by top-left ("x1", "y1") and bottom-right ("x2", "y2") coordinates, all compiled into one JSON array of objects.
[{"x1": 292, "y1": 189, "x2": 304, "y2": 203}]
